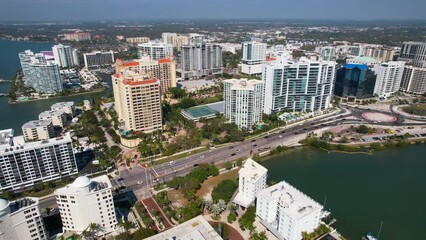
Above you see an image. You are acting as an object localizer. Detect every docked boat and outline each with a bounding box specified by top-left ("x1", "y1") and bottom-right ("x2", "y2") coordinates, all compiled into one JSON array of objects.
[{"x1": 362, "y1": 232, "x2": 378, "y2": 240}]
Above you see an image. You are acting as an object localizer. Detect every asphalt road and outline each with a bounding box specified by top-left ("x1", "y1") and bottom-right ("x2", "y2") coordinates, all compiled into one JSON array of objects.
[{"x1": 40, "y1": 105, "x2": 426, "y2": 208}]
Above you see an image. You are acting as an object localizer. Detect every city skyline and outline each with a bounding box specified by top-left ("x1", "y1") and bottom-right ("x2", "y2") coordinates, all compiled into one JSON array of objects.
[{"x1": 1, "y1": 0, "x2": 426, "y2": 21}]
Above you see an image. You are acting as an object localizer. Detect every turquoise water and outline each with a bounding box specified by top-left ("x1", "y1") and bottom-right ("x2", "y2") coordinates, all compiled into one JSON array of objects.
[{"x1": 263, "y1": 145, "x2": 426, "y2": 240}]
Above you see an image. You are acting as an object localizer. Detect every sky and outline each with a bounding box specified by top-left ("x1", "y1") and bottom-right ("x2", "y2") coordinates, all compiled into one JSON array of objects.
[{"x1": 0, "y1": 0, "x2": 425, "y2": 22}]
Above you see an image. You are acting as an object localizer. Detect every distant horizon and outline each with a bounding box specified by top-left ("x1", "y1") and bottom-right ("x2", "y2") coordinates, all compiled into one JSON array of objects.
[{"x1": 1, "y1": 0, "x2": 426, "y2": 22}]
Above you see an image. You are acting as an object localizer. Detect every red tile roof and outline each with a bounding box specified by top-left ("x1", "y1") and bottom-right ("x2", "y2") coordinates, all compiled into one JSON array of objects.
[
  {"x1": 122, "y1": 61, "x2": 139, "y2": 67},
  {"x1": 122, "y1": 78, "x2": 158, "y2": 86},
  {"x1": 158, "y1": 58, "x2": 171, "y2": 63}
]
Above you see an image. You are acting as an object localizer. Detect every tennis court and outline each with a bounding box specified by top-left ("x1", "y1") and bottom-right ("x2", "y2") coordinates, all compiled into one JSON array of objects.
[{"x1": 181, "y1": 101, "x2": 224, "y2": 121}]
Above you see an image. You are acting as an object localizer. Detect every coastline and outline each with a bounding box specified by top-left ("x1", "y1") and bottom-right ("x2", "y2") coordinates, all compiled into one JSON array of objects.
[
  {"x1": 8, "y1": 87, "x2": 104, "y2": 104},
  {"x1": 0, "y1": 37, "x2": 52, "y2": 44}
]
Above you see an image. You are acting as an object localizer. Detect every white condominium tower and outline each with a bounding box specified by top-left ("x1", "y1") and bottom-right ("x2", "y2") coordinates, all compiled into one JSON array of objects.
[
  {"x1": 180, "y1": 35, "x2": 222, "y2": 80},
  {"x1": 373, "y1": 61, "x2": 405, "y2": 98},
  {"x1": 18, "y1": 50, "x2": 63, "y2": 94},
  {"x1": 233, "y1": 158, "x2": 267, "y2": 208},
  {"x1": 54, "y1": 175, "x2": 117, "y2": 234},
  {"x1": 52, "y1": 44, "x2": 79, "y2": 68},
  {"x1": 256, "y1": 181, "x2": 323, "y2": 240},
  {"x1": 115, "y1": 55, "x2": 176, "y2": 92},
  {"x1": 137, "y1": 41, "x2": 173, "y2": 60},
  {"x1": 241, "y1": 41, "x2": 267, "y2": 75},
  {"x1": 398, "y1": 41, "x2": 426, "y2": 68},
  {"x1": 262, "y1": 58, "x2": 336, "y2": 114},
  {"x1": 223, "y1": 78, "x2": 265, "y2": 130},
  {"x1": 0, "y1": 130, "x2": 78, "y2": 191},
  {"x1": 112, "y1": 71, "x2": 162, "y2": 133},
  {"x1": 0, "y1": 197, "x2": 47, "y2": 240}
]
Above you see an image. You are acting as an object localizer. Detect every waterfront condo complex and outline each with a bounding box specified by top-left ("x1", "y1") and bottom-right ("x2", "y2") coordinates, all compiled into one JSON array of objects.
[
  {"x1": 373, "y1": 61, "x2": 405, "y2": 98},
  {"x1": 0, "y1": 129, "x2": 78, "y2": 191},
  {"x1": 256, "y1": 181, "x2": 324, "y2": 240},
  {"x1": 262, "y1": 58, "x2": 337, "y2": 114},
  {"x1": 18, "y1": 50, "x2": 63, "y2": 94},
  {"x1": 52, "y1": 44, "x2": 79, "y2": 68}
]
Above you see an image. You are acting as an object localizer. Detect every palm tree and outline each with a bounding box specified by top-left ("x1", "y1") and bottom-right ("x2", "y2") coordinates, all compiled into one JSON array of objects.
[{"x1": 117, "y1": 219, "x2": 136, "y2": 233}]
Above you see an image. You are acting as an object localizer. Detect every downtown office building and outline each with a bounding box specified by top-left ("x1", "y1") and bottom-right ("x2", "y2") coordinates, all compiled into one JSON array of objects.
[
  {"x1": 262, "y1": 58, "x2": 336, "y2": 114},
  {"x1": 0, "y1": 129, "x2": 78, "y2": 191}
]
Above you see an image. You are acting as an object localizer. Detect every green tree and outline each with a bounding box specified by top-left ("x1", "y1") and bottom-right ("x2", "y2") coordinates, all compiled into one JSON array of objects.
[
  {"x1": 249, "y1": 231, "x2": 268, "y2": 240},
  {"x1": 212, "y1": 179, "x2": 238, "y2": 203},
  {"x1": 227, "y1": 212, "x2": 237, "y2": 223},
  {"x1": 239, "y1": 206, "x2": 256, "y2": 232},
  {"x1": 223, "y1": 161, "x2": 233, "y2": 170}
]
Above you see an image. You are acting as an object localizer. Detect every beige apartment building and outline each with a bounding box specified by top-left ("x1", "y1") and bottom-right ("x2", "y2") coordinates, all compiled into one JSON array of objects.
[
  {"x1": 22, "y1": 119, "x2": 54, "y2": 141},
  {"x1": 126, "y1": 37, "x2": 150, "y2": 44},
  {"x1": 112, "y1": 71, "x2": 162, "y2": 133},
  {"x1": 115, "y1": 55, "x2": 176, "y2": 92}
]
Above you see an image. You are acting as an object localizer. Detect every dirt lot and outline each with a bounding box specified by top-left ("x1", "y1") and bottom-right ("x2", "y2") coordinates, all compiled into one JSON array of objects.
[
  {"x1": 196, "y1": 168, "x2": 239, "y2": 200},
  {"x1": 167, "y1": 189, "x2": 189, "y2": 208}
]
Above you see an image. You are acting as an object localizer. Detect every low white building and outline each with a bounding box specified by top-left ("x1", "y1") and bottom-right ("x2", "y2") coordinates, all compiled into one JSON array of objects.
[
  {"x1": 51, "y1": 101, "x2": 75, "y2": 117},
  {"x1": 256, "y1": 181, "x2": 323, "y2": 240},
  {"x1": 22, "y1": 119, "x2": 55, "y2": 141},
  {"x1": 145, "y1": 215, "x2": 222, "y2": 240},
  {"x1": 83, "y1": 100, "x2": 92, "y2": 111},
  {"x1": 233, "y1": 158, "x2": 267, "y2": 208},
  {"x1": 54, "y1": 175, "x2": 117, "y2": 234},
  {"x1": 0, "y1": 197, "x2": 47, "y2": 240},
  {"x1": 39, "y1": 109, "x2": 67, "y2": 127}
]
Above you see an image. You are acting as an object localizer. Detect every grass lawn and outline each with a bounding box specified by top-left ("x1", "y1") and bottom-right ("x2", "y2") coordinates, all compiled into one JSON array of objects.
[
  {"x1": 196, "y1": 168, "x2": 240, "y2": 199},
  {"x1": 402, "y1": 104, "x2": 426, "y2": 115},
  {"x1": 153, "y1": 147, "x2": 209, "y2": 166},
  {"x1": 167, "y1": 189, "x2": 189, "y2": 208}
]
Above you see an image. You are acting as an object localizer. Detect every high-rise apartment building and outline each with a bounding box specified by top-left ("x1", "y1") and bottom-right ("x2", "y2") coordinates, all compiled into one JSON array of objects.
[
  {"x1": 112, "y1": 72, "x2": 162, "y2": 133},
  {"x1": 0, "y1": 130, "x2": 78, "y2": 191},
  {"x1": 64, "y1": 32, "x2": 91, "y2": 42},
  {"x1": 256, "y1": 181, "x2": 324, "y2": 240},
  {"x1": 233, "y1": 158, "x2": 267, "y2": 208},
  {"x1": 400, "y1": 65, "x2": 426, "y2": 95},
  {"x1": 126, "y1": 37, "x2": 150, "y2": 44},
  {"x1": 241, "y1": 41, "x2": 267, "y2": 75},
  {"x1": 22, "y1": 120, "x2": 55, "y2": 141},
  {"x1": 52, "y1": 44, "x2": 79, "y2": 68},
  {"x1": 223, "y1": 78, "x2": 264, "y2": 130},
  {"x1": 83, "y1": 51, "x2": 115, "y2": 68},
  {"x1": 181, "y1": 40, "x2": 222, "y2": 80},
  {"x1": 19, "y1": 50, "x2": 63, "y2": 94},
  {"x1": 115, "y1": 55, "x2": 176, "y2": 92},
  {"x1": 0, "y1": 197, "x2": 47, "y2": 240},
  {"x1": 398, "y1": 41, "x2": 426, "y2": 68},
  {"x1": 334, "y1": 64, "x2": 377, "y2": 99},
  {"x1": 262, "y1": 58, "x2": 336, "y2": 114},
  {"x1": 54, "y1": 175, "x2": 117, "y2": 234},
  {"x1": 373, "y1": 61, "x2": 405, "y2": 98},
  {"x1": 137, "y1": 41, "x2": 173, "y2": 60},
  {"x1": 317, "y1": 46, "x2": 336, "y2": 61}
]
